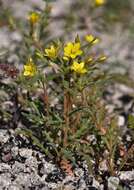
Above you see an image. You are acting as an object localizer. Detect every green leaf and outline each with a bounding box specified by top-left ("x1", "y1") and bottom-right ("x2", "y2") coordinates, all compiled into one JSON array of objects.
[
  {"x1": 61, "y1": 149, "x2": 76, "y2": 165},
  {"x1": 75, "y1": 34, "x2": 80, "y2": 43},
  {"x1": 72, "y1": 124, "x2": 89, "y2": 139}
]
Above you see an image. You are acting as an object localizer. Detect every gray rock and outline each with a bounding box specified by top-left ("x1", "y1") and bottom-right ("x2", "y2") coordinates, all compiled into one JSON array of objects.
[
  {"x1": 0, "y1": 130, "x2": 10, "y2": 144},
  {"x1": 11, "y1": 161, "x2": 26, "y2": 174},
  {"x1": 108, "y1": 177, "x2": 119, "y2": 190},
  {"x1": 11, "y1": 146, "x2": 19, "y2": 157},
  {"x1": 119, "y1": 170, "x2": 134, "y2": 181},
  {"x1": 9, "y1": 185, "x2": 23, "y2": 190},
  {"x1": 0, "y1": 173, "x2": 12, "y2": 188},
  {"x1": 118, "y1": 115, "x2": 125, "y2": 127},
  {"x1": 7, "y1": 54, "x2": 20, "y2": 65},
  {"x1": 25, "y1": 156, "x2": 38, "y2": 170},
  {"x1": 92, "y1": 177, "x2": 100, "y2": 189},
  {"x1": 39, "y1": 161, "x2": 56, "y2": 176},
  {"x1": 126, "y1": 134, "x2": 132, "y2": 142},
  {"x1": 99, "y1": 159, "x2": 108, "y2": 172},
  {"x1": 2, "y1": 152, "x2": 13, "y2": 162},
  {"x1": 19, "y1": 148, "x2": 33, "y2": 158},
  {"x1": 0, "y1": 163, "x2": 11, "y2": 172},
  {"x1": 74, "y1": 168, "x2": 84, "y2": 177},
  {"x1": 12, "y1": 173, "x2": 31, "y2": 187}
]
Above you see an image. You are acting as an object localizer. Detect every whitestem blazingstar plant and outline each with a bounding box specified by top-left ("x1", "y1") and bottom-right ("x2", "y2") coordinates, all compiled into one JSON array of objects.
[
  {"x1": 21, "y1": 32, "x2": 108, "y2": 162},
  {"x1": 17, "y1": 4, "x2": 130, "y2": 177},
  {"x1": 0, "y1": 0, "x2": 133, "y2": 178}
]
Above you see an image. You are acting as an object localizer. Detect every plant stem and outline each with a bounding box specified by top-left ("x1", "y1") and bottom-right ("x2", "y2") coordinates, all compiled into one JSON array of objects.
[
  {"x1": 43, "y1": 84, "x2": 49, "y2": 117},
  {"x1": 63, "y1": 90, "x2": 72, "y2": 146},
  {"x1": 40, "y1": 78, "x2": 49, "y2": 116}
]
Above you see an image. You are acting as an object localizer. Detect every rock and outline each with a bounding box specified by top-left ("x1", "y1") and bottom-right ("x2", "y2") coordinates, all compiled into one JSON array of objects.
[
  {"x1": 0, "y1": 163, "x2": 11, "y2": 172},
  {"x1": 13, "y1": 173, "x2": 32, "y2": 187},
  {"x1": 0, "y1": 173, "x2": 11, "y2": 188},
  {"x1": 92, "y1": 178, "x2": 100, "y2": 189},
  {"x1": 2, "y1": 152, "x2": 13, "y2": 162},
  {"x1": 126, "y1": 134, "x2": 131, "y2": 142},
  {"x1": 99, "y1": 159, "x2": 108, "y2": 172},
  {"x1": 8, "y1": 185, "x2": 23, "y2": 190},
  {"x1": 19, "y1": 148, "x2": 33, "y2": 158},
  {"x1": 11, "y1": 146, "x2": 19, "y2": 157},
  {"x1": 118, "y1": 115, "x2": 125, "y2": 127},
  {"x1": 0, "y1": 130, "x2": 10, "y2": 144},
  {"x1": 119, "y1": 171, "x2": 134, "y2": 181},
  {"x1": 74, "y1": 168, "x2": 84, "y2": 177},
  {"x1": 11, "y1": 161, "x2": 26, "y2": 174},
  {"x1": 7, "y1": 54, "x2": 20, "y2": 65},
  {"x1": 108, "y1": 177, "x2": 120, "y2": 190},
  {"x1": 25, "y1": 156, "x2": 39, "y2": 172},
  {"x1": 38, "y1": 160, "x2": 56, "y2": 176},
  {"x1": 87, "y1": 135, "x2": 97, "y2": 145},
  {"x1": 45, "y1": 169, "x2": 65, "y2": 183}
]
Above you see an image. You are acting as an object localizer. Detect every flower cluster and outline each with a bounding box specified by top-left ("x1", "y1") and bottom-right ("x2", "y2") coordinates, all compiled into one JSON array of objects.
[{"x1": 23, "y1": 34, "x2": 106, "y2": 76}]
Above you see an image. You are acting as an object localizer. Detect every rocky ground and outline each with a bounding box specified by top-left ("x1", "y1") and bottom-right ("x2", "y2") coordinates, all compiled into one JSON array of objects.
[
  {"x1": 0, "y1": 0, "x2": 134, "y2": 189},
  {"x1": 0, "y1": 83, "x2": 134, "y2": 190}
]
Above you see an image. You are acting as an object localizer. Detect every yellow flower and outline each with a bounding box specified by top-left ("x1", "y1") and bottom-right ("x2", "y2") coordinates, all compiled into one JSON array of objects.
[
  {"x1": 23, "y1": 58, "x2": 37, "y2": 77},
  {"x1": 45, "y1": 45, "x2": 58, "y2": 59},
  {"x1": 63, "y1": 42, "x2": 83, "y2": 60},
  {"x1": 85, "y1": 35, "x2": 100, "y2": 44},
  {"x1": 71, "y1": 61, "x2": 87, "y2": 74},
  {"x1": 28, "y1": 12, "x2": 40, "y2": 24},
  {"x1": 95, "y1": 0, "x2": 105, "y2": 6}
]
